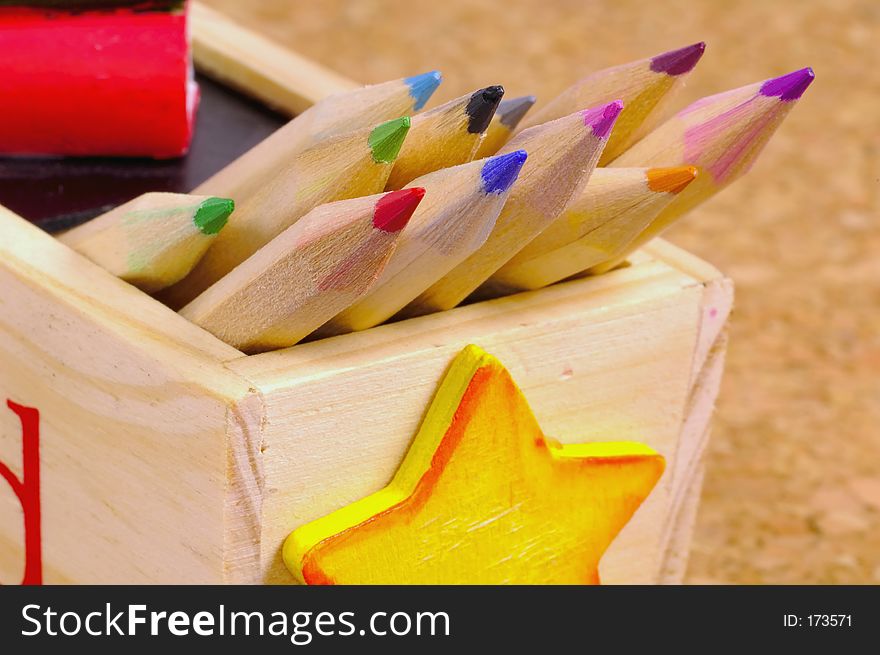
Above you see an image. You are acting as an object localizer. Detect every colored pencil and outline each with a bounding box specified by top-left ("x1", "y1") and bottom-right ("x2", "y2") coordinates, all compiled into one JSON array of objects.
[
  {"x1": 4, "y1": 1, "x2": 177, "y2": 6},
  {"x1": 58, "y1": 192, "x2": 233, "y2": 293},
  {"x1": 595, "y1": 67, "x2": 815, "y2": 274},
  {"x1": 0, "y1": 2, "x2": 196, "y2": 157},
  {"x1": 487, "y1": 166, "x2": 697, "y2": 291},
  {"x1": 313, "y1": 150, "x2": 528, "y2": 337},
  {"x1": 517, "y1": 42, "x2": 705, "y2": 165},
  {"x1": 398, "y1": 100, "x2": 622, "y2": 317},
  {"x1": 384, "y1": 85, "x2": 504, "y2": 190},
  {"x1": 473, "y1": 95, "x2": 537, "y2": 158},
  {"x1": 179, "y1": 188, "x2": 425, "y2": 353},
  {"x1": 195, "y1": 71, "x2": 441, "y2": 198},
  {"x1": 161, "y1": 115, "x2": 412, "y2": 308}
]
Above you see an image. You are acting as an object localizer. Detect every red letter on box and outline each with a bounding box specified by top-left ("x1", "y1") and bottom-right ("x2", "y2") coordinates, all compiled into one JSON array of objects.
[{"x1": 0, "y1": 400, "x2": 42, "y2": 585}]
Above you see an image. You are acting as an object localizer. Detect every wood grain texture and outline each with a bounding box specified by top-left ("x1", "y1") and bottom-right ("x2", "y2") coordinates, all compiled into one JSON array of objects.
[
  {"x1": 284, "y1": 345, "x2": 664, "y2": 585},
  {"x1": 193, "y1": 73, "x2": 439, "y2": 200},
  {"x1": 201, "y1": 0, "x2": 876, "y2": 586},
  {"x1": 59, "y1": 193, "x2": 232, "y2": 293},
  {"x1": 191, "y1": 1, "x2": 358, "y2": 115},
  {"x1": 0, "y1": 189, "x2": 728, "y2": 582},
  {"x1": 518, "y1": 43, "x2": 704, "y2": 164},
  {"x1": 180, "y1": 190, "x2": 422, "y2": 352},
  {"x1": 384, "y1": 88, "x2": 499, "y2": 190},
  {"x1": 226, "y1": 240, "x2": 729, "y2": 584},
  {"x1": 161, "y1": 117, "x2": 410, "y2": 308},
  {"x1": 598, "y1": 69, "x2": 813, "y2": 274},
  {"x1": 0, "y1": 205, "x2": 253, "y2": 583},
  {"x1": 1, "y1": 0, "x2": 744, "y2": 584},
  {"x1": 402, "y1": 104, "x2": 618, "y2": 315},
  {"x1": 473, "y1": 96, "x2": 536, "y2": 158},
  {"x1": 314, "y1": 153, "x2": 524, "y2": 336},
  {"x1": 488, "y1": 166, "x2": 697, "y2": 291}
]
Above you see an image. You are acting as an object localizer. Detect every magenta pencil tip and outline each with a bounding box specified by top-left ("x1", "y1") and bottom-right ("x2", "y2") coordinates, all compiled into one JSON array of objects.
[
  {"x1": 760, "y1": 67, "x2": 815, "y2": 101},
  {"x1": 582, "y1": 100, "x2": 623, "y2": 139},
  {"x1": 650, "y1": 42, "x2": 706, "y2": 76}
]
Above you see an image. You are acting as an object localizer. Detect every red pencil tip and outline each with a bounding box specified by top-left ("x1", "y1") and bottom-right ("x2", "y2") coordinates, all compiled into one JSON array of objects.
[
  {"x1": 650, "y1": 42, "x2": 706, "y2": 76},
  {"x1": 373, "y1": 188, "x2": 426, "y2": 232}
]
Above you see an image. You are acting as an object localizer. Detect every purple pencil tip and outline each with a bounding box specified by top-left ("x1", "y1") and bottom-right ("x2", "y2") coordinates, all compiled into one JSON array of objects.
[
  {"x1": 650, "y1": 42, "x2": 706, "y2": 76},
  {"x1": 582, "y1": 100, "x2": 624, "y2": 139},
  {"x1": 760, "y1": 67, "x2": 815, "y2": 101}
]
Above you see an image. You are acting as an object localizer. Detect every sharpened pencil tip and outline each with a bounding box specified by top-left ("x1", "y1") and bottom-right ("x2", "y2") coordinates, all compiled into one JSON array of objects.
[
  {"x1": 369, "y1": 116, "x2": 412, "y2": 164},
  {"x1": 497, "y1": 96, "x2": 537, "y2": 130},
  {"x1": 481, "y1": 150, "x2": 528, "y2": 195},
  {"x1": 650, "y1": 42, "x2": 706, "y2": 76},
  {"x1": 582, "y1": 100, "x2": 624, "y2": 139},
  {"x1": 374, "y1": 187, "x2": 425, "y2": 233},
  {"x1": 646, "y1": 166, "x2": 699, "y2": 195},
  {"x1": 405, "y1": 71, "x2": 443, "y2": 111},
  {"x1": 194, "y1": 197, "x2": 234, "y2": 235},
  {"x1": 760, "y1": 67, "x2": 815, "y2": 101},
  {"x1": 466, "y1": 85, "x2": 505, "y2": 134}
]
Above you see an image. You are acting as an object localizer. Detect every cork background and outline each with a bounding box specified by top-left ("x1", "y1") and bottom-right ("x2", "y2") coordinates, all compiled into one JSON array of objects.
[{"x1": 203, "y1": 0, "x2": 880, "y2": 584}]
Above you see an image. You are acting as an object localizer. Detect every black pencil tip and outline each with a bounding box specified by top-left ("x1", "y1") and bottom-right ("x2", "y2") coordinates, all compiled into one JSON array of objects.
[{"x1": 466, "y1": 85, "x2": 505, "y2": 134}]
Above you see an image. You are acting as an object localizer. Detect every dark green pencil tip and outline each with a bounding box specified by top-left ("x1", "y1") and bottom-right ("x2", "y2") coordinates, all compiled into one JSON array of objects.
[
  {"x1": 369, "y1": 116, "x2": 412, "y2": 164},
  {"x1": 194, "y1": 197, "x2": 234, "y2": 235},
  {"x1": 466, "y1": 85, "x2": 504, "y2": 134}
]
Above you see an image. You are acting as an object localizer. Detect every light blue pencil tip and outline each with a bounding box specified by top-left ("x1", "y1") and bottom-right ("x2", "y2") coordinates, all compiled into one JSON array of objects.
[{"x1": 405, "y1": 70, "x2": 442, "y2": 111}]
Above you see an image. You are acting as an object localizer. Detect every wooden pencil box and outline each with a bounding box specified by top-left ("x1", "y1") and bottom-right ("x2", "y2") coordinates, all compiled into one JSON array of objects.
[{"x1": 0, "y1": 3, "x2": 732, "y2": 584}]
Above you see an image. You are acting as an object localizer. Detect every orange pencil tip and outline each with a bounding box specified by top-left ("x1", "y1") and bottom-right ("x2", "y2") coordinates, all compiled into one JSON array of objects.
[{"x1": 646, "y1": 166, "x2": 699, "y2": 194}]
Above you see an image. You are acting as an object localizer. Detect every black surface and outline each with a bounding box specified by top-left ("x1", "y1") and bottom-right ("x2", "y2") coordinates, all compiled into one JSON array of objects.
[
  {"x1": 0, "y1": 74, "x2": 287, "y2": 232},
  {"x1": 0, "y1": 585, "x2": 874, "y2": 652}
]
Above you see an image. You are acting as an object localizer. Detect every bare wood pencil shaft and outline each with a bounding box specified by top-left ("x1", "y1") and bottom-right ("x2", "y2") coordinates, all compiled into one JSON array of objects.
[
  {"x1": 315, "y1": 150, "x2": 527, "y2": 336},
  {"x1": 60, "y1": 192, "x2": 233, "y2": 293},
  {"x1": 163, "y1": 117, "x2": 411, "y2": 308},
  {"x1": 488, "y1": 167, "x2": 697, "y2": 290},
  {"x1": 180, "y1": 189, "x2": 423, "y2": 353},
  {"x1": 401, "y1": 102, "x2": 621, "y2": 316}
]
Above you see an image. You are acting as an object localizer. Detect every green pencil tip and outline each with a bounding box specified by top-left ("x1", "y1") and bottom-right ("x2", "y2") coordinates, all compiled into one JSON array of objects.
[
  {"x1": 369, "y1": 116, "x2": 411, "y2": 164},
  {"x1": 194, "y1": 197, "x2": 234, "y2": 235}
]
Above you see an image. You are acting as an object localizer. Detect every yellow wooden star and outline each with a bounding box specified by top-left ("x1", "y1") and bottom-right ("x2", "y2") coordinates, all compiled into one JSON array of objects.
[{"x1": 283, "y1": 344, "x2": 665, "y2": 584}]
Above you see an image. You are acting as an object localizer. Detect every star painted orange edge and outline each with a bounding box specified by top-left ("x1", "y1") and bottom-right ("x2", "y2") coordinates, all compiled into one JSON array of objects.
[{"x1": 282, "y1": 344, "x2": 664, "y2": 584}]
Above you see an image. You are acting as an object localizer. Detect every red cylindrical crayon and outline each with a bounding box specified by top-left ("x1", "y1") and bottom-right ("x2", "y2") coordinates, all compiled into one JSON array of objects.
[{"x1": 0, "y1": 1, "x2": 198, "y2": 158}]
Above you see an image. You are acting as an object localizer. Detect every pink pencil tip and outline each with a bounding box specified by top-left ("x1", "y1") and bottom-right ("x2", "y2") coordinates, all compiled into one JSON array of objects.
[
  {"x1": 650, "y1": 41, "x2": 706, "y2": 76},
  {"x1": 760, "y1": 67, "x2": 815, "y2": 101},
  {"x1": 582, "y1": 100, "x2": 624, "y2": 139}
]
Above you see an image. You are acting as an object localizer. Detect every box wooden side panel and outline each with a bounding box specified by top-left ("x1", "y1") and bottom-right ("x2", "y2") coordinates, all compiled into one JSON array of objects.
[
  {"x1": 0, "y1": 207, "x2": 253, "y2": 583},
  {"x1": 224, "y1": 391, "x2": 265, "y2": 584},
  {"x1": 659, "y1": 463, "x2": 707, "y2": 584},
  {"x1": 191, "y1": 1, "x2": 358, "y2": 115},
  {"x1": 634, "y1": 245, "x2": 732, "y2": 582},
  {"x1": 228, "y1": 256, "x2": 718, "y2": 584},
  {"x1": 658, "y1": 333, "x2": 729, "y2": 582}
]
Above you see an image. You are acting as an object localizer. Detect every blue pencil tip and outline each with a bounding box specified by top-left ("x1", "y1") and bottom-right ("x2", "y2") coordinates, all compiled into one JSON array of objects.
[
  {"x1": 405, "y1": 71, "x2": 443, "y2": 111},
  {"x1": 481, "y1": 150, "x2": 528, "y2": 194}
]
